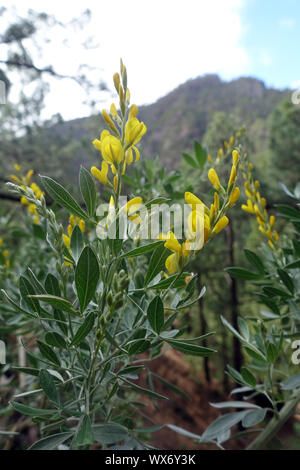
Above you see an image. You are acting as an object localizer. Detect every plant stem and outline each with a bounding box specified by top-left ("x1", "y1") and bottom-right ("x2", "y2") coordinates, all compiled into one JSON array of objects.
[{"x1": 246, "y1": 388, "x2": 300, "y2": 450}]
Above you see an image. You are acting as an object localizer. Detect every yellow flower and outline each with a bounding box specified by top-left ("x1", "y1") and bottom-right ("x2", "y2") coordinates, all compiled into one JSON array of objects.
[
  {"x1": 21, "y1": 196, "x2": 29, "y2": 205},
  {"x1": 91, "y1": 161, "x2": 109, "y2": 185},
  {"x1": 92, "y1": 130, "x2": 110, "y2": 152},
  {"x1": 228, "y1": 165, "x2": 236, "y2": 187},
  {"x1": 102, "y1": 109, "x2": 118, "y2": 134},
  {"x1": 125, "y1": 117, "x2": 147, "y2": 146},
  {"x1": 26, "y1": 170, "x2": 34, "y2": 185},
  {"x1": 79, "y1": 220, "x2": 85, "y2": 233},
  {"x1": 110, "y1": 103, "x2": 118, "y2": 119},
  {"x1": 101, "y1": 134, "x2": 124, "y2": 165},
  {"x1": 124, "y1": 197, "x2": 143, "y2": 217},
  {"x1": 63, "y1": 234, "x2": 71, "y2": 250},
  {"x1": 129, "y1": 104, "x2": 138, "y2": 119},
  {"x1": 185, "y1": 192, "x2": 209, "y2": 215},
  {"x1": 212, "y1": 216, "x2": 229, "y2": 234},
  {"x1": 228, "y1": 187, "x2": 240, "y2": 207},
  {"x1": 0, "y1": 238, "x2": 2, "y2": 247},
  {"x1": 10, "y1": 174, "x2": 20, "y2": 183},
  {"x1": 270, "y1": 215, "x2": 275, "y2": 227},
  {"x1": 232, "y1": 150, "x2": 239, "y2": 166},
  {"x1": 214, "y1": 192, "x2": 219, "y2": 211},
  {"x1": 14, "y1": 163, "x2": 21, "y2": 171},
  {"x1": 125, "y1": 145, "x2": 140, "y2": 164},
  {"x1": 161, "y1": 232, "x2": 190, "y2": 275},
  {"x1": 208, "y1": 168, "x2": 221, "y2": 190}
]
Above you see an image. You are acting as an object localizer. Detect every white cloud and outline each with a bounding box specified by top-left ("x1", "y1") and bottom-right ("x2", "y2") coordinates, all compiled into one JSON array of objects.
[
  {"x1": 2, "y1": 0, "x2": 249, "y2": 119},
  {"x1": 278, "y1": 17, "x2": 296, "y2": 30},
  {"x1": 258, "y1": 50, "x2": 273, "y2": 67}
]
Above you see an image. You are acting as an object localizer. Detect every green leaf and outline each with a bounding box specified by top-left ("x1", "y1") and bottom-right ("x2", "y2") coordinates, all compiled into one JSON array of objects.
[
  {"x1": 128, "y1": 339, "x2": 151, "y2": 355},
  {"x1": 166, "y1": 339, "x2": 215, "y2": 357},
  {"x1": 262, "y1": 286, "x2": 291, "y2": 298},
  {"x1": 202, "y1": 411, "x2": 249, "y2": 441},
  {"x1": 244, "y1": 347, "x2": 267, "y2": 363},
  {"x1": 40, "y1": 175, "x2": 88, "y2": 220},
  {"x1": 284, "y1": 259, "x2": 300, "y2": 269},
  {"x1": 120, "y1": 377, "x2": 168, "y2": 400},
  {"x1": 70, "y1": 225, "x2": 84, "y2": 263},
  {"x1": 242, "y1": 408, "x2": 267, "y2": 428},
  {"x1": 1, "y1": 289, "x2": 36, "y2": 318},
  {"x1": 151, "y1": 372, "x2": 189, "y2": 400},
  {"x1": 121, "y1": 240, "x2": 164, "y2": 259},
  {"x1": 281, "y1": 373, "x2": 300, "y2": 390},
  {"x1": 266, "y1": 342, "x2": 279, "y2": 363},
  {"x1": 221, "y1": 315, "x2": 244, "y2": 342},
  {"x1": 93, "y1": 424, "x2": 128, "y2": 444},
  {"x1": 145, "y1": 244, "x2": 169, "y2": 285},
  {"x1": 10, "y1": 401, "x2": 54, "y2": 417},
  {"x1": 241, "y1": 367, "x2": 256, "y2": 388},
  {"x1": 73, "y1": 415, "x2": 94, "y2": 448},
  {"x1": 26, "y1": 268, "x2": 46, "y2": 294},
  {"x1": 277, "y1": 269, "x2": 294, "y2": 294},
  {"x1": 276, "y1": 204, "x2": 300, "y2": 219},
  {"x1": 39, "y1": 369, "x2": 59, "y2": 405},
  {"x1": 70, "y1": 312, "x2": 95, "y2": 346},
  {"x1": 210, "y1": 401, "x2": 259, "y2": 409},
  {"x1": 28, "y1": 432, "x2": 73, "y2": 450},
  {"x1": 147, "y1": 296, "x2": 164, "y2": 334},
  {"x1": 183, "y1": 152, "x2": 198, "y2": 168},
  {"x1": 167, "y1": 424, "x2": 201, "y2": 440},
  {"x1": 225, "y1": 267, "x2": 262, "y2": 281},
  {"x1": 29, "y1": 294, "x2": 78, "y2": 315},
  {"x1": 45, "y1": 274, "x2": 61, "y2": 297},
  {"x1": 244, "y1": 249, "x2": 265, "y2": 274},
  {"x1": 45, "y1": 331, "x2": 67, "y2": 349},
  {"x1": 75, "y1": 247, "x2": 99, "y2": 312},
  {"x1": 194, "y1": 141, "x2": 207, "y2": 168},
  {"x1": 37, "y1": 340, "x2": 60, "y2": 367},
  {"x1": 19, "y1": 276, "x2": 41, "y2": 314},
  {"x1": 79, "y1": 166, "x2": 96, "y2": 217},
  {"x1": 149, "y1": 272, "x2": 190, "y2": 290},
  {"x1": 238, "y1": 317, "x2": 250, "y2": 342}
]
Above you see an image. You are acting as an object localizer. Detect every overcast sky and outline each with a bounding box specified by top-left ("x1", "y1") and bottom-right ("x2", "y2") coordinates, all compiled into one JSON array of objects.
[{"x1": 2, "y1": 0, "x2": 299, "y2": 120}]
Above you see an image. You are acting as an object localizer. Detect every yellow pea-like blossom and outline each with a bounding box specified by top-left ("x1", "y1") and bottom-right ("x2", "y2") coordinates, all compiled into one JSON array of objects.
[
  {"x1": 228, "y1": 165, "x2": 237, "y2": 188},
  {"x1": 160, "y1": 232, "x2": 190, "y2": 275},
  {"x1": 208, "y1": 168, "x2": 221, "y2": 190},
  {"x1": 125, "y1": 117, "x2": 147, "y2": 147},
  {"x1": 241, "y1": 156, "x2": 279, "y2": 250},
  {"x1": 228, "y1": 187, "x2": 240, "y2": 207},
  {"x1": 212, "y1": 216, "x2": 229, "y2": 234},
  {"x1": 91, "y1": 161, "x2": 109, "y2": 186},
  {"x1": 129, "y1": 104, "x2": 138, "y2": 119},
  {"x1": 101, "y1": 134, "x2": 124, "y2": 166},
  {"x1": 232, "y1": 150, "x2": 239, "y2": 166}
]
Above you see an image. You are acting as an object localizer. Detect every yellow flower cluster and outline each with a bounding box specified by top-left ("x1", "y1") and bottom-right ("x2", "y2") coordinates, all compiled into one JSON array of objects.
[
  {"x1": 91, "y1": 60, "x2": 146, "y2": 193},
  {"x1": 160, "y1": 150, "x2": 241, "y2": 274},
  {"x1": 241, "y1": 158, "x2": 279, "y2": 250},
  {"x1": 0, "y1": 238, "x2": 9, "y2": 268},
  {"x1": 208, "y1": 127, "x2": 247, "y2": 164},
  {"x1": 10, "y1": 164, "x2": 44, "y2": 225}
]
